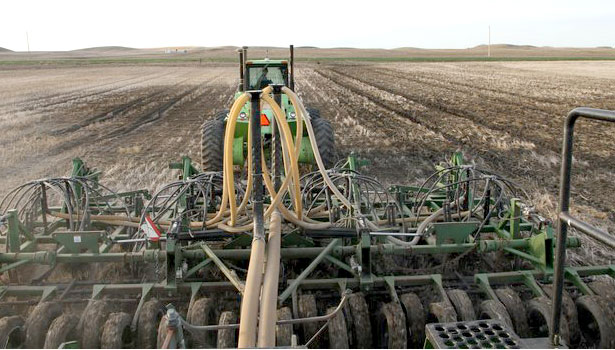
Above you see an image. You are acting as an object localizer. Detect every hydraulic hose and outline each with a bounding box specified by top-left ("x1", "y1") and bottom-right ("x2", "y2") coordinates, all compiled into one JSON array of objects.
[
  {"x1": 237, "y1": 230, "x2": 265, "y2": 348},
  {"x1": 387, "y1": 196, "x2": 466, "y2": 246},
  {"x1": 281, "y1": 86, "x2": 379, "y2": 231},
  {"x1": 257, "y1": 209, "x2": 282, "y2": 347},
  {"x1": 223, "y1": 92, "x2": 252, "y2": 226}
]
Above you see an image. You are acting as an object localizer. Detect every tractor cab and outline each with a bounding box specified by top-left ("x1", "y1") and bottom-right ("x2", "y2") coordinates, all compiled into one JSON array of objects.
[
  {"x1": 200, "y1": 46, "x2": 335, "y2": 172},
  {"x1": 245, "y1": 59, "x2": 289, "y2": 90},
  {"x1": 233, "y1": 58, "x2": 297, "y2": 133}
]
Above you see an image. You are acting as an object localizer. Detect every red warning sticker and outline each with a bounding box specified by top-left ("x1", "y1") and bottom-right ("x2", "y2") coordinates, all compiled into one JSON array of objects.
[{"x1": 141, "y1": 215, "x2": 161, "y2": 241}]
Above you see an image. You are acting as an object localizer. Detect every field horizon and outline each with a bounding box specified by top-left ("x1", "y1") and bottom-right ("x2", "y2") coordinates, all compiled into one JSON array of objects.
[{"x1": 1, "y1": 44, "x2": 615, "y2": 64}]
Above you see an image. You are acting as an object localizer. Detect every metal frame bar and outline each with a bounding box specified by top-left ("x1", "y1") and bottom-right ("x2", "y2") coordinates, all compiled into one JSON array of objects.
[{"x1": 552, "y1": 107, "x2": 615, "y2": 346}]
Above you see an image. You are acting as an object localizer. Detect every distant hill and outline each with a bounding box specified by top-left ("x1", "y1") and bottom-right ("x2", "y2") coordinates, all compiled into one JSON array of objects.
[
  {"x1": 472, "y1": 44, "x2": 537, "y2": 50},
  {"x1": 72, "y1": 46, "x2": 136, "y2": 52},
  {"x1": 0, "y1": 47, "x2": 12, "y2": 52}
]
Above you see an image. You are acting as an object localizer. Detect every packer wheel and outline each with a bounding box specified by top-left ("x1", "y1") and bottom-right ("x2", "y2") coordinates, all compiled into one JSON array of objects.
[
  {"x1": 576, "y1": 295, "x2": 615, "y2": 348},
  {"x1": 495, "y1": 288, "x2": 530, "y2": 337},
  {"x1": 298, "y1": 294, "x2": 319, "y2": 347},
  {"x1": 400, "y1": 292, "x2": 425, "y2": 348},
  {"x1": 187, "y1": 297, "x2": 217, "y2": 348},
  {"x1": 101, "y1": 312, "x2": 133, "y2": 349},
  {"x1": 429, "y1": 301, "x2": 457, "y2": 323},
  {"x1": 217, "y1": 311, "x2": 237, "y2": 349},
  {"x1": 527, "y1": 296, "x2": 570, "y2": 344},
  {"x1": 156, "y1": 315, "x2": 168, "y2": 349},
  {"x1": 447, "y1": 289, "x2": 476, "y2": 321},
  {"x1": 374, "y1": 302, "x2": 407, "y2": 349},
  {"x1": 276, "y1": 307, "x2": 292, "y2": 346},
  {"x1": 80, "y1": 300, "x2": 112, "y2": 349},
  {"x1": 137, "y1": 298, "x2": 164, "y2": 349},
  {"x1": 326, "y1": 305, "x2": 349, "y2": 348},
  {"x1": 541, "y1": 284, "x2": 580, "y2": 346},
  {"x1": 24, "y1": 301, "x2": 62, "y2": 348},
  {"x1": 0, "y1": 316, "x2": 25, "y2": 348},
  {"x1": 588, "y1": 280, "x2": 615, "y2": 297},
  {"x1": 478, "y1": 299, "x2": 513, "y2": 329},
  {"x1": 347, "y1": 293, "x2": 372, "y2": 348},
  {"x1": 43, "y1": 314, "x2": 78, "y2": 349}
]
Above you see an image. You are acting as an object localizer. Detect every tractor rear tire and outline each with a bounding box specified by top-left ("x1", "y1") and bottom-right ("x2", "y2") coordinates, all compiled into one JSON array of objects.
[
  {"x1": 214, "y1": 109, "x2": 230, "y2": 121},
  {"x1": 305, "y1": 107, "x2": 321, "y2": 120},
  {"x1": 201, "y1": 119, "x2": 226, "y2": 172},
  {"x1": 311, "y1": 117, "x2": 335, "y2": 168}
]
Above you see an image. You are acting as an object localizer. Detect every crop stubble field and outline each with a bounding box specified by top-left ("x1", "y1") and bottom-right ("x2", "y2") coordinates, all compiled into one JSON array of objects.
[{"x1": 1, "y1": 60, "x2": 614, "y2": 263}]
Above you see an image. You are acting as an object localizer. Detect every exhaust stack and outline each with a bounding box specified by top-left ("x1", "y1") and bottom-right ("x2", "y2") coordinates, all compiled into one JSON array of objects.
[{"x1": 289, "y1": 45, "x2": 295, "y2": 90}]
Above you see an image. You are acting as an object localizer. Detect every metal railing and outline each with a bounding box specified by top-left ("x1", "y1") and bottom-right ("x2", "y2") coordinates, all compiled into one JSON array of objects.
[{"x1": 551, "y1": 107, "x2": 615, "y2": 346}]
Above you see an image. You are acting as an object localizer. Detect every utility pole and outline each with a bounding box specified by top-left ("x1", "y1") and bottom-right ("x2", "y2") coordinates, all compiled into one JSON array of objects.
[
  {"x1": 488, "y1": 26, "x2": 491, "y2": 58},
  {"x1": 26, "y1": 32, "x2": 30, "y2": 53}
]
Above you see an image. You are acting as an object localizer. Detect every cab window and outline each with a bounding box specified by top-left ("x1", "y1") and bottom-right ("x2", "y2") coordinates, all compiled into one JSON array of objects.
[{"x1": 248, "y1": 65, "x2": 287, "y2": 89}]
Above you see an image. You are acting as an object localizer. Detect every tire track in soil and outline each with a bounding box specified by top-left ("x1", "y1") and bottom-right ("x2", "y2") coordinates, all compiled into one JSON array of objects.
[
  {"x1": 96, "y1": 87, "x2": 200, "y2": 140},
  {"x1": 312, "y1": 66, "x2": 615, "y2": 233},
  {"x1": 48, "y1": 85, "x2": 198, "y2": 154},
  {"x1": 49, "y1": 74, "x2": 198, "y2": 136},
  {"x1": 124, "y1": 82, "x2": 236, "y2": 158}
]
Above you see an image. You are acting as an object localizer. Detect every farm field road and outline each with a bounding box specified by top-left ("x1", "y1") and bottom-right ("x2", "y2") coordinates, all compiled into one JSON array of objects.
[{"x1": 1, "y1": 61, "x2": 614, "y2": 263}]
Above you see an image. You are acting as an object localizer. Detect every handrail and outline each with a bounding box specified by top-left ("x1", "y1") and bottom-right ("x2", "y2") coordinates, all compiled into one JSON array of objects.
[{"x1": 551, "y1": 107, "x2": 615, "y2": 346}]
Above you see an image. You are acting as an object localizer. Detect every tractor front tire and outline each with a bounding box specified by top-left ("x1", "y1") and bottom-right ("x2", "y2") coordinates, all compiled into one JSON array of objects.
[
  {"x1": 311, "y1": 117, "x2": 335, "y2": 168},
  {"x1": 201, "y1": 119, "x2": 226, "y2": 172}
]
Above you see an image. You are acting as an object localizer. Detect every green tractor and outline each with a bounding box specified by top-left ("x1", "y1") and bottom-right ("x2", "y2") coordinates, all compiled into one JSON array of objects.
[{"x1": 201, "y1": 46, "x2": 335, "y2": 172}]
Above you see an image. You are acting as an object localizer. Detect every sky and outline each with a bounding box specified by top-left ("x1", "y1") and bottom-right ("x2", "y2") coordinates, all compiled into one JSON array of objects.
[{"x1": 2, "y1": 0, "x2": 615, "y2": 51}]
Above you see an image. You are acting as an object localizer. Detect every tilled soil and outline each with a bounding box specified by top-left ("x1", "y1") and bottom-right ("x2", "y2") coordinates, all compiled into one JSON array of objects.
[{"x1": 1, "y1": 61, "x2": 614, "y2": 263}]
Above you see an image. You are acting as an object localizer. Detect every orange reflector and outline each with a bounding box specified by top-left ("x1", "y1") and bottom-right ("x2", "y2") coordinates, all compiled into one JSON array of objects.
[{"x1": 260, "y1": 114, "x2": 270, "y2": 126}]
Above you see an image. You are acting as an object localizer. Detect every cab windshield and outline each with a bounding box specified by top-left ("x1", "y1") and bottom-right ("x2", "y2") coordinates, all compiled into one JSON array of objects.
[{"x1": 248, "y1": 65, "x2": 287, "y2": 89}]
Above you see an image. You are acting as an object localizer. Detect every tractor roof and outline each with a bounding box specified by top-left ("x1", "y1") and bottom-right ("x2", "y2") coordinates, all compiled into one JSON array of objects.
[{"x1": 246, "y1": 59, "x2": 288, "y2": 66}]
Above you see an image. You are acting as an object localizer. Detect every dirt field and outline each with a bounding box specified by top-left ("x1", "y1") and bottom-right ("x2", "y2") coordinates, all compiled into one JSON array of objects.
[{"x1": 1, "y1": 60, "x2": 614, "y2": 263}]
